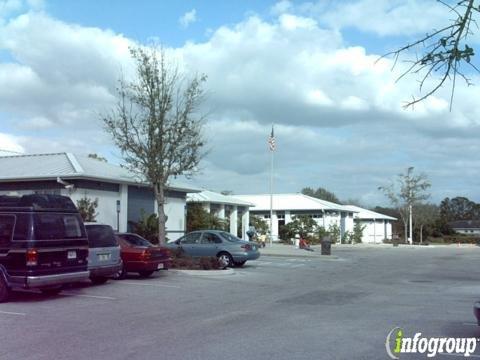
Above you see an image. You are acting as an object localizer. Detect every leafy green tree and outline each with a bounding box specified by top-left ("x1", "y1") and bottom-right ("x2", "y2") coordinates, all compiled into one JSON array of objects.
[
  {"x1": 383, "y1": 0, "x2": 479, "y2": 109},
  {"x1": 130, "y1": 211, "x2": 160, "y2": 244},
  {"x1": 76, "y1": 197, "x2": 98, "y2": 222},
  {"x1": 103, "y1": 45, "x2": 207, "y2": 244},
  {"x1": 352, "y1": 222, "x2": 366, "y2": 244},
  {"x1": 186, "y1": 203, "x2": 227, "y2": 232},
  {"x1": 301, "y1": 187, "x2": 340, "y2": 204},
  {"x1": 249, "y1": 215, "x2": 269, "y2": 234},
  {"x1": 439, "y1": 196, "x2": 480, "y2": 221},
  {"x1": 282, "y1": 215, "x2": 318, "y2": 239},
  {"x1": 328, "y1": 223, "x2": 341, "y2": 244}
]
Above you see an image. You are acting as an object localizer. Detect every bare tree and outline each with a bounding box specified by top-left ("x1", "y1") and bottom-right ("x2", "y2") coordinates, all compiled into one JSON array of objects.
[
  {"x1": 103, "y1": 46, "x2": 207, "y2": 244},
  {"x1": 413, "y1": 203, "x2": 439, "y2": 244},
  {"x1": 379, "y1": 167, "x2": 431, "y2": 243},
  {"x1": 381, "y1": 0, "x2": 479, "y2": 109}
]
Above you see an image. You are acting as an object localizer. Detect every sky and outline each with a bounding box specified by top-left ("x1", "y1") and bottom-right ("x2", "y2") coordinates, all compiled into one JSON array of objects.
[{"x1": 0, "y1": 0, "x2": 480, "y2": 207}]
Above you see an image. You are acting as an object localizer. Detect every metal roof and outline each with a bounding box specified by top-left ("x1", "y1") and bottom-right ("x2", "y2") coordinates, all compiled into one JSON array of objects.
[
  {"x1": 0, "y1": 152, "x2": 199, "y2": 193},
  {"x1": 449, "y1": 220, "x2": 480, "y2": 229},
  {"x1": 343, "y1": 205, "x2": 397, "y2": 221},
  {"x1": 187, "y1": 190, "x2": 253, "y2": 207},
  {"x1": 234, "y1": 193, "x2": 353, "y2": 212}
]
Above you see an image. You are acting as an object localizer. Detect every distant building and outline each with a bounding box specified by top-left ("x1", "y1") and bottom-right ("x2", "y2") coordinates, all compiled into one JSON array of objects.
[
  {"x1": 234, "y1": 193, "x2": 396, "y2": 243},
  {"x1": 234, "y1": 193, "x2": 356, "y2": 240},
  {"x1": 0, "y1": 153, "x2": 199, "y2": 241},
  {"x1": 186, "y1": 190, "x2": 253, "y2": 239},
  {"x1": 343, "y1": 205, "x2": 397, "y2": 243},
  {"x1": 449, "y1": 220, "x2": 480, "y2": 235}
]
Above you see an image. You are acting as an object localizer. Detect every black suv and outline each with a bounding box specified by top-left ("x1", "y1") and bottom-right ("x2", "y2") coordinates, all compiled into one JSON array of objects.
[{"x1": 0, "y1": 194, "x2": 89, "y2": 302}]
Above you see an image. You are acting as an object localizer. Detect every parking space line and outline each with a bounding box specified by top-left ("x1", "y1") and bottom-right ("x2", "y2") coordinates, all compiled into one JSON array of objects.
[
  {"x1": 463, "y1": 322, "x2": 478, "y2": 326},
  {"x1": 0, "y1": 310, "x2": 26, "y2": 316},
  {"x1": 120, "y1": 281, "x2": 180, "y2": 289},
  {"x1": 61, "y1": 293, "x2": 116, "y2": 300}
]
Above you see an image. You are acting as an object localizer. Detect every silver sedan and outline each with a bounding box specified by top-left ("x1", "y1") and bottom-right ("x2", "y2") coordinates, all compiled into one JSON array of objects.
[{"x1": 166, "y1": 230, "x2": 260, "y2": 267}]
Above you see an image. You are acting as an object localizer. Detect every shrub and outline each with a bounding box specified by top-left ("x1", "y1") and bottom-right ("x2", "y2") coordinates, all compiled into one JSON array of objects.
[
  {"x1": 129, "y1": 211, "x2": 159, "y2": 244},
  {"x1": 76, "y1": 196, "x2": 98, "y2": 222}
]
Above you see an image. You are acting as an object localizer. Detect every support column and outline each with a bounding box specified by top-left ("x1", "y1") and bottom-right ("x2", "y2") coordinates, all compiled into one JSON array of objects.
[
  {"x1": 218, "y1": 204, "x2": 225, "y2": 219},
  {"x1": 230, "y1": 206, "x2": 238, "y2": 236},
  {"x1": 119, "y1": 184, "x2": 128, "y2": 232},
  {"x1": 271, "y1": 212, "x2": 278, "y2": 240},
  {"x1": 285, "y1": 210, "x2": 292, "y2": 224},
  {"x1": 203, "y1": 203, "x2": 210, "y2": 213},
  {"x1": 241, "y1": 209, "x2": 249, "y2": 240}
]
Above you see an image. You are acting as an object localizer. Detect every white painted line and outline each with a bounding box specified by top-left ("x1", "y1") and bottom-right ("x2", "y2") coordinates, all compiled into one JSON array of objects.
[
  {"x1": 463, "y1": 322, "x2": 479, "y2": 326},
  {"x1": 0, "y1": 310, "x2": 26, "y2": 316},
  {"x1": 61, "y1": 293, "x2": 116, "y2": 300},
  {"x1": 120, "y1": 281, "x2": 180, "y2": 289}
]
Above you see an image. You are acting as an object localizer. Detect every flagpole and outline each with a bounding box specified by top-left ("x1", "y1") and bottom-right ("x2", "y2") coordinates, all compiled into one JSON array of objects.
[{"x1": 269, "y1": 143, "x2": 273, "y2": 246}]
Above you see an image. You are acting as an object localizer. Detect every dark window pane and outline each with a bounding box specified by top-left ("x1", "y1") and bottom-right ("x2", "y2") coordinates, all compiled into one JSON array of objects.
[
  {"x1": 86, "y1": 225, "x2": 118, "y2": 248},
  {"x1": 182, "y1": 232, "x2": 201, "y2": 244},
  {"x1": 13, "y1": 213, "x2": 30, "y2": 241},
  {"x1": 125, "y1": 234, "x2": 152, "y2": 247},
  {"x1": 34, "y1": 213, "x2": 85, "y2": 240},
  {"x1": 0, "y1": 215, "x2": 15, "y2": 244}
]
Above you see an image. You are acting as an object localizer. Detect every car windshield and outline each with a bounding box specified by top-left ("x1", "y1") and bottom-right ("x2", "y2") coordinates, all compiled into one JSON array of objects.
[
  {"x1": 220, "y1": 232, "x2": 242, "y2": 242},
  {"x1": 124, "y1": 234, "x2": 152, "y2": 247}
]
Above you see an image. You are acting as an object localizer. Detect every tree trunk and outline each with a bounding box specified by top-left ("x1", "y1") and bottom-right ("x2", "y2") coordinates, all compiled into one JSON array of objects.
[
  {"x1": 404, "y1": 220, "x2": 408, "y2": 243},
  {"x1": 154, "y1": 183, "x2": 167, "y2": 245},
  {"x1": 420, "y1": 224, "x2": 424, "y2": 244}
]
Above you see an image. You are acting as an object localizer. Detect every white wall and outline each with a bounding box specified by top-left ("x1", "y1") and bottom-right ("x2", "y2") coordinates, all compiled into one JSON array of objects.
[
  {"x1": 68, "y1": 188, "x2": 126, "y2": 231},
  {"x1": 360, "y1": 219, "x2": 392, "y2": 244},
  {"x1": 164, "y1": 196, "x2": 186, "y2": 241}
]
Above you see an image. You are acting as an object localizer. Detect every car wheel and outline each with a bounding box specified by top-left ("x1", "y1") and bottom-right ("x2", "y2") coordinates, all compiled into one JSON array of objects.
[
  {"x1": 90, "y1": 276, "x2": 109, "y2": 285},
  {"x1": 113, "y1": 266, "x2": 127, "y2": 280},
  {"x1": 40, "y1": 286, "x2": 62, "y2": 296},
  {"x1": 234, "y1": 260, "x2": 246, "y2": 267},
  {"x1": 138, "y1": 271, "x2": 154, "y2": 278},
  {"x1": 0, "y1": 276, "x2": 10, "y2": 303},
  {"x1": 217, "y1": 252, "x2": 233, "y2": 268}
]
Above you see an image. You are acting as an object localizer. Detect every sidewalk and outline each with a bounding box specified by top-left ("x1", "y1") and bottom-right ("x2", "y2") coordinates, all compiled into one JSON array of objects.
[{"x1": 259, "y1": 243, "x2": 339, "y2": 259}]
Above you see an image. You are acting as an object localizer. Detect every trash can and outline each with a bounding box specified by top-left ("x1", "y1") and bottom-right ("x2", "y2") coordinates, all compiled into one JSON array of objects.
[
  {"x1": 392, "y1": 234, "x2": 400, "y2": 247},
  {"x1": 321, "y1": 236, "x2": 331, "y2": 256}
]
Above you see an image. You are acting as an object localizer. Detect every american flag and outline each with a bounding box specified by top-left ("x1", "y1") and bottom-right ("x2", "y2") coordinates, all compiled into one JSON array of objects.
[{"x1": 268, "y1": 125, "x2": 276, "y2": 151}]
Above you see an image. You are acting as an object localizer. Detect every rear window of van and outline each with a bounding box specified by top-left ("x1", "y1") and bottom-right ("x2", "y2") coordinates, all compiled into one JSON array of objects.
[
  {"x1": 0, "y1": 215, "x2": 15, "y2": 244},
  {"x1": 85, "y1": 225, "x2": 118, "y2": 248},
  {"x1": 33, "y1": 213, "x2": 85, "y2": 240}
]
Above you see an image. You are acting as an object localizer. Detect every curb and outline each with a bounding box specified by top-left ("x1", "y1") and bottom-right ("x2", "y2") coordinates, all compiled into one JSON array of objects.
[{"x1": 168, "y1": 268, "x2": 235, "y2": 276}]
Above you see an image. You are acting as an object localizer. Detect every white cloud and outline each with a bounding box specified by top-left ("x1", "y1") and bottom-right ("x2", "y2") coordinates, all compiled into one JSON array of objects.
[
  {"x1": 179, "y1": 9, "x2": 197, "y2": 29},
  {"x1": 1, "y1": 7, "x2": 480, "y2": 204},
  {"x1": 0, "y1": 132, "x2": 25, "y2": 153}
]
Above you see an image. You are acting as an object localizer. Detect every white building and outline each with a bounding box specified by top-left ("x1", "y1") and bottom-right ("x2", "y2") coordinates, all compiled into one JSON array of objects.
[
  {"x1": 343, "y1": 205, "x2": 397, "y2": 244},
  {"x1": 186, "y1": 190, "x2": 253, "y2": 239},
  {"x1": 0, "y1": 153, "x2": 198, "y2": 241},
  {"x1": 234, "y1": 193, "x2": 356, "y2": 240}
]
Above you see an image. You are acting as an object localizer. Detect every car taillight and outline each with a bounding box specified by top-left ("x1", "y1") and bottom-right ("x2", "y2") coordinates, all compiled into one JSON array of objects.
[
  {"x1": 26, "y1": 248, "x2": 38, "y2": 266},
  {"x1": 141, "y1": 250, "x2": 151, "y2": 260},
  {"x1": 241, "y1": 244, "x2": 252, "y2": 251}
]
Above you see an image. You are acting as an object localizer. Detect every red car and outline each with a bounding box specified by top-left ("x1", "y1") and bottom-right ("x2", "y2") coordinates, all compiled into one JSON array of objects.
[{"x1": 114, "y1": 233, "x2": 171, "y2": 279}]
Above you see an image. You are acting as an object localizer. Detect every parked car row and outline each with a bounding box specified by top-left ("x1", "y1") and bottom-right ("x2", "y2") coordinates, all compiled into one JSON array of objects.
[
  {"x1": 0, "y1": 194, "x2": 170, "y2": 302},
  {"x1": 0, "y1": 194, "x2": 261, "y2": 303}
]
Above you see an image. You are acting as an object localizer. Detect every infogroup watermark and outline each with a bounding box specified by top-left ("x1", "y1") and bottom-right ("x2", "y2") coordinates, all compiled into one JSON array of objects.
[{"x1": 386, "y1": 327, "x2": 478, "y2": 358}]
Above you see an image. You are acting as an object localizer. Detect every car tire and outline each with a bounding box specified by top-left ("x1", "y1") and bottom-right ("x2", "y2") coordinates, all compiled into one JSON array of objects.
[
  {"x1": 40, "y1": 286, "x2": 62, "y2": 296},
  {"x1": 234, "y1": 260, "x2": 246, "y2": 267},
  {"x1": 0, "y1": 276, "x2": 10, "y2": 303},
  {"x1": 113, "y1": 266, "x2": 127, "y2": 280},
  {"x1": 217, "y1": 252, "x2": 233, "y2": 268},
  {"x1": 138, "y1": 271, "x2": 154, "y2": 278},
  {"x1": 90, "y1": 276, "x2": 109, "y2": 285}
]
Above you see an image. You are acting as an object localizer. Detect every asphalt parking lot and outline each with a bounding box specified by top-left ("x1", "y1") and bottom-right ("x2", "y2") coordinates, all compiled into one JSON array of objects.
[{"x1": 1, "y1": 246, "x2": 480, "y2": 360}]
